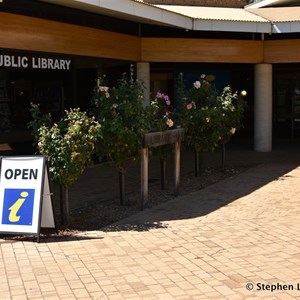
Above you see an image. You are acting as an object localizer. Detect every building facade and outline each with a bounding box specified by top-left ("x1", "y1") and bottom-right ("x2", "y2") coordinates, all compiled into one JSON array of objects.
[{"x1": 0, "y1": 0, "x2": 300, "y2": 155}]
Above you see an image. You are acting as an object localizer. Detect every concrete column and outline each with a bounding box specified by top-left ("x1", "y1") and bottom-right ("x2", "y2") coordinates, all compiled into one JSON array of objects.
[
  {"x1": 254, "y1": 63, "x2": 273, "y2": 152},
  {"x1": 136, "y1": 62, "x2": 150, "y2": 106}
]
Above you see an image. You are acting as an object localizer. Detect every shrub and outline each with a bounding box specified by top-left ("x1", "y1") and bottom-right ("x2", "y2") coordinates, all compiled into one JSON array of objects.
[
  {"x1": 29, "y1": 104, "x2": 102, "y2": 188},
  {"x1": 90, "y1": 74, "x2": 148, "y2": 173}
]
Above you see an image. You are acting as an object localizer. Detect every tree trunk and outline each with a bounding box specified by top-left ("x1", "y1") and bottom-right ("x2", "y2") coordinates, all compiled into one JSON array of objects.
[
  {"x1": 221, "y1": 143, "x2": 226, "y2": 171},
  {"x1": 194, "y1": 147, "x2": 204, "y2": 177},
  {"x1": 160, "y1": 158, "x2": 166, "y2": 190},
  {"x1": 60, "y1": 186, "x2": 69, "y2": 226},
  {"x1": 119, "y1": 171, "x2": 126, "y2": 206},
  {"x1": 194, "y1": 149, "x2": 200, "y2": 177}
]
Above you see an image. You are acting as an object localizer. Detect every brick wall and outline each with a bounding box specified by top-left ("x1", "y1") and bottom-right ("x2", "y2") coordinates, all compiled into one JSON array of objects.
[{"x1": 144, "y1": 0, "x2": 248, "y2": 8}]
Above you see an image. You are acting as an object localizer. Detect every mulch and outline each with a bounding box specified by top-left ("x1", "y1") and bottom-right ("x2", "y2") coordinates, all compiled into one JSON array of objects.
[{"x1": 65, "y1": 165, "x2": 251, "y2": 233}]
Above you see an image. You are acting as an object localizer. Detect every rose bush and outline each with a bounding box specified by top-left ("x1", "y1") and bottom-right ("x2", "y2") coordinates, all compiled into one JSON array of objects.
[
  {"x1": 149, "y1": 91, "x2": 174, "y2": 131},
  {"x1": 178, "y1": 73, "x2": 246, "y2": 151},
  {"x1": 28, "y1": 104, "x2": 102, "y2": 224},
  {"x1": 147, "y1": 91, "x2": 175, "y2": 160},
  {"x1": 29, "y1": 104, "x2": 102, "y2": 188},
  {"x1": 91, "y1": 73, "x2": 148, "y2": 173},
  {"x1": 217, "y1": 86, "x2": 246, "y2": 145},
  {"x1": 177, "y1": 72, "x2": 246, "y2": 175},
  {"x1": 177, "y1": 73, "x2": 222, "y2": 152}
]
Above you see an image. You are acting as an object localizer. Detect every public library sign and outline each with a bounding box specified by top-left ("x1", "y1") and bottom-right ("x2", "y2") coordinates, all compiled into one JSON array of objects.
[{"x1": 0, "y1": 53, "x2": 71, "y2": 70}]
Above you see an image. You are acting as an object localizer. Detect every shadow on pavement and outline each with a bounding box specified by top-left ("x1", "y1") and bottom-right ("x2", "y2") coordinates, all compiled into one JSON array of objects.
[{"x1": 100, "y1": 140, "x2": 300, "y2": 232}]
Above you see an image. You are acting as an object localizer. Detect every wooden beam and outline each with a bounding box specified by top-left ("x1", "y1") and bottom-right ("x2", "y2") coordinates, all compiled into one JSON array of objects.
[
  {"x1": 141, "y1": 38, "x2": 264, "y2": 63},
  {"x1": 2, "y1": 11, "x2": 300, "y2": 64},
  {"x1": 0, "y1": 12, "x2": 140, "y2": 61},
  {"x1": 264, "y1": 39, "x2": 300, "y2": 63}
]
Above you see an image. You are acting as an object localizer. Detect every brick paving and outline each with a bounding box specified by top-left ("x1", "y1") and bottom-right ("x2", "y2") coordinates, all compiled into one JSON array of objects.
[{"x1": 1, "y1": 141, "x2": 300, "y2": 299}]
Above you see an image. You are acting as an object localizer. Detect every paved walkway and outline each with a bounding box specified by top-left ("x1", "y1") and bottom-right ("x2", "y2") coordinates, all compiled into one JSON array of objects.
[{"x1": 1, "y1": 140, "x2": 300, "y2": 299}]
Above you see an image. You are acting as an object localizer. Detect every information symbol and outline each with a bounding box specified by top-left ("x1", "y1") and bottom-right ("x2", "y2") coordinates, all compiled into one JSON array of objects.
[{"x1": 2, "y1": 189, "x2": 35, "y2": 225}]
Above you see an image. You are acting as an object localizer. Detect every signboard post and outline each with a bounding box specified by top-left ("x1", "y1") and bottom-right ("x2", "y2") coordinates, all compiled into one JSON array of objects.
[{"x1": 0, "y1": 156, "x2": 56, "y2": 242}]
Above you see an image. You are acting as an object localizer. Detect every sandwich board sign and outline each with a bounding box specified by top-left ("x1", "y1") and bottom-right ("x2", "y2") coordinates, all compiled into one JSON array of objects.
[{"x1": 0, "y1": 156, "x2": 56, "y2": 242}]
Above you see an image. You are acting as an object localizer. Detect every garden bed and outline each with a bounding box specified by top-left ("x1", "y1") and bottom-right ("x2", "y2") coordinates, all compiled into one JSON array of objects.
[{"x1": 64, "y1": 164, "x2": 252, "y2": 234}]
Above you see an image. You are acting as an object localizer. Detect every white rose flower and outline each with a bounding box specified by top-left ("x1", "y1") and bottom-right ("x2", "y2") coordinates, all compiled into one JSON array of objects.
[{"x1": 193, "y1": 81, "x2": 201, "y2": 89}]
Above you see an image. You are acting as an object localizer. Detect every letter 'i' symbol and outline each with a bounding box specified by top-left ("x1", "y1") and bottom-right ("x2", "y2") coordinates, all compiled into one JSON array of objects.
[{"x1": 8, "y1": 191, "x2": 29, "y2": 222}]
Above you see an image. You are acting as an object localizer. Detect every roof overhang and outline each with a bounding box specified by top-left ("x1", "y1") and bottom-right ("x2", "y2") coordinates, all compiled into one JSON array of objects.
[
  {"x1": 271, "y1": 22, "x2": 300, "y2": 33},
  {"x1": 246, "y1": 0, "x2": 300, "y2": 8},
  {"x1": 193, "y1": 19, "x2": 271, "y2": 33},
  {"x1": 39, "y1": 0, "x2": 193, "y2": 30},
  {"x1": 38, "y1": 0, "x2": 300, "y2": 34},
  {"x1": 155, "y1": 5, "x2": 271, "y2": 33},
  {"x1": 247, "y1": 7, "x2": 300, "y2": 33}
]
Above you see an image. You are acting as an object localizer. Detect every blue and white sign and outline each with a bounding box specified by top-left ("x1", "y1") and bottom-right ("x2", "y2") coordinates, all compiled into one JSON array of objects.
[
  {"x1": 2, "y1": 188, "x2": 35, "y2": 225},
  {"x1": 0, "y1": 156, "x2": 55, "y2": 239}
]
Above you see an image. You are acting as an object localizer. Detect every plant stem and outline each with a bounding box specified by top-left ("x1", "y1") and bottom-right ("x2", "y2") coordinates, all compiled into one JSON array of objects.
[
  {"x1": 119, "y1": 171, "x2": 126, "y2": 206},
  {"x1": 160, "y1": 158, "x2": 166, "y2": 190},
  {"x1": 60, "y1": 186, "x2": 69, "y2": 226}
]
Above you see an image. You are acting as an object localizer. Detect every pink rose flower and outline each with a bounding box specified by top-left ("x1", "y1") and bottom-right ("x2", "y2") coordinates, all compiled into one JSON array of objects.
[
  {"x1": 156, "y1": 91, "x2": 162, "y2": 98},
  {"x1": 166, "y1": 119, "x2": 174, "y2": 127},
  {"x1": 187, "y1": 103, "x2": 193, "y2": 110}
]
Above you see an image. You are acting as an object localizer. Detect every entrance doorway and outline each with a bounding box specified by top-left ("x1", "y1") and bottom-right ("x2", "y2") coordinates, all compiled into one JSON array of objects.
[{"x1": 273, "y1": 67, "x2": 300, "y2": 139}]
